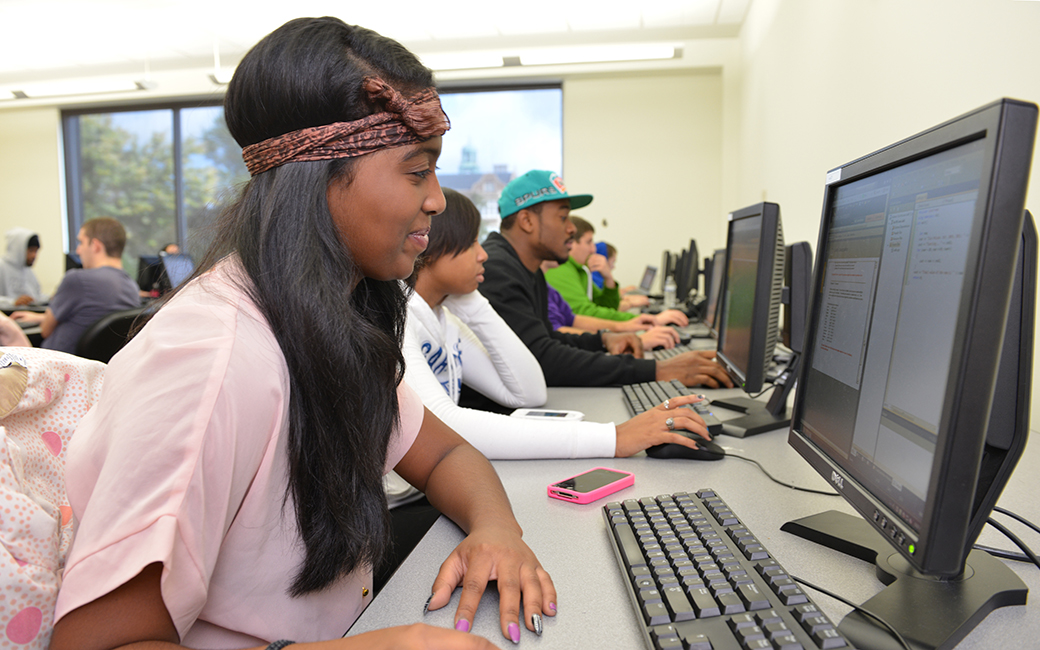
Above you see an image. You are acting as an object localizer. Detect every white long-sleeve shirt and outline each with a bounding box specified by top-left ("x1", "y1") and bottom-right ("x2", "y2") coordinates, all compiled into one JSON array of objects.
[{"x1": 402, "y1": 290, "x2": 617, "y2": 459}]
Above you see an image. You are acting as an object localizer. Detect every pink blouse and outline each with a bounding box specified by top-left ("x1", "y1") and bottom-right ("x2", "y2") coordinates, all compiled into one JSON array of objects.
[{"x1": 54, "y1": 261, "x2": 423, "y2": 648}]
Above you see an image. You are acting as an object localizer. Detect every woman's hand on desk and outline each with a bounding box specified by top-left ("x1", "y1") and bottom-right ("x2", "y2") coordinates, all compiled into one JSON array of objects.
[
  {"x1": 656, "y1": 350, "x2": 734, "y2": 388},
  {"x1": 614, "y1": 393, "x2": 711, "y2": 457},
  {"x1": 426, "y1": 522, "x2": 556, "y2": 643}
]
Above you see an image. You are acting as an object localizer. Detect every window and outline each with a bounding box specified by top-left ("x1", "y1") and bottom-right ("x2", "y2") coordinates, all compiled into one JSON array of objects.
[
  {"x1": 62, "y1": 86, "x2": 562, "y2": 275},
  {"x1": 438, "y1": 86, "x2": 562, "y2": 241},
  {"x1": 63, "y1": 103, "x2": 249, "y2": 281}
]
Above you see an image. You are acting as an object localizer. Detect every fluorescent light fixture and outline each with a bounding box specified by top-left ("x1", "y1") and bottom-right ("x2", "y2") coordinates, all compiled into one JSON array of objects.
[
  {"x1": 519, "y1": 43, "x2": 677, "y2": 66},
  {"x1": 0, "y1": 90, "x2": 16, "y2": 101},
  {"x1": 421, "y1": 52, "x2": 504, "y2": 71},
  {"x1": 12, "y1": 78, "x2": 152, "y2": 99},
  {"x1": 209, "y1": 69, "x2": 235, "y2": 85}
]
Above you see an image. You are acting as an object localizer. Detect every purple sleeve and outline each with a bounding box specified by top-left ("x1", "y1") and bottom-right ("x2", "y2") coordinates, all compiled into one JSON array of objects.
[{"x1": 545, "y1": 284, "x2": 575, "y2": 329}]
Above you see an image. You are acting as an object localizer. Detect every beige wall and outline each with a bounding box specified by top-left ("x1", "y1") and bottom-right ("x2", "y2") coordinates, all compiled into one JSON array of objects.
[
  {"x1": 563, "y1": 70, "x2": 726, "y2": 286},
  {"x1": 0, "y1": 107, "x2": 65, "y2": 296},
  {"x1": 737, "y1": 0, "x2": 1040, "y2": 428}
]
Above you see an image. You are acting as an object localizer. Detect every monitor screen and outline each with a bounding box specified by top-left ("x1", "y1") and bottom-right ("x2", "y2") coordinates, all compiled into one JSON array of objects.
[
  {"x1": 638, "y1": 265, "x2": 657, "y2": 293},
  {"x1": 786, "y1": 99, "x2": 1036, "y2": 649},
  {"x1": 161, "y1": 253, "x2": 195, "y2": 289},
  {"x1": 703, "y1": 249, "x2": 726, "y2": 335},
  {"x1": 137, "y1": 255, "x2": 163, "y2": 293},
  {"x1": 716, "y1": 203, "x2": 784, "y2": 394}
]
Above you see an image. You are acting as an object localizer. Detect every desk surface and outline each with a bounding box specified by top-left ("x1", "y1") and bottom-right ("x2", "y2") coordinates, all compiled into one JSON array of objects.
[{"x1": 352, "y1": 385, "x2": 1040, "y2": 649}]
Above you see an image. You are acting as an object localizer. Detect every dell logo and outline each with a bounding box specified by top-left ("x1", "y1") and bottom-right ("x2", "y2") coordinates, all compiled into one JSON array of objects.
[{"x1": 831, "y1": 471, "x2": 844, "y2": 489}]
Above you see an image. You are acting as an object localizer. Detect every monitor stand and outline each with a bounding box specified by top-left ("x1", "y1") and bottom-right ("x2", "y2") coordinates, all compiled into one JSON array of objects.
[
  {"x1": 781, "y1": 511, "x2": 1027, "y2": 650},
  {"x1": 714, "y1": 355, "x2": 800, "y2": 437}
]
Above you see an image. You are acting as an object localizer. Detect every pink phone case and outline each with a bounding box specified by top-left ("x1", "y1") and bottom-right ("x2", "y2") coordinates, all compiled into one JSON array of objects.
[{"x1": 547, "y1": 467, "x2": 635, "y2": 504}]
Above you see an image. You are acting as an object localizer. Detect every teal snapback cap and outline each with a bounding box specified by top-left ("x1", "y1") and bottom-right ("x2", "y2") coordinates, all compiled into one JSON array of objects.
[{"x1": 498, "y1": 170, "x2": 593, "y2": 218}]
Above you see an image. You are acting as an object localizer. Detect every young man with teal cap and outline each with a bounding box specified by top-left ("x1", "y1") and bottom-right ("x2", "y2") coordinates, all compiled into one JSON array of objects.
[{"x1": 478, "y1": 170, "x2": 732, "y2": 389}]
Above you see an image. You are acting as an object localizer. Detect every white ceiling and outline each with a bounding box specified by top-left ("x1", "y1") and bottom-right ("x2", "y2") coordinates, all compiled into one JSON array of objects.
[{"x1": 0, "y1": 0, "x2": 750, "y2": 85}]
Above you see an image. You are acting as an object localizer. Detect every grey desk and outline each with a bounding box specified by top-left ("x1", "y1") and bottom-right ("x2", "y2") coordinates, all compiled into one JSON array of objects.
[{"x1": 352, "y1": 385, "x2": 1040, "y2": 648}]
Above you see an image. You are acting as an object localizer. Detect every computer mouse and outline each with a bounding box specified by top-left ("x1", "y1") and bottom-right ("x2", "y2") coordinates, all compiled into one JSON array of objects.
[{"x1": 645, "y1": 434, "x2": 725, "y2": 461}]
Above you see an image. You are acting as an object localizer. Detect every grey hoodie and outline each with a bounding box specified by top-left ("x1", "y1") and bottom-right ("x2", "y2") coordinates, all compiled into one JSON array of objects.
[{"x1": 0, "y1": 228, "x2": 44, "y2": 309}]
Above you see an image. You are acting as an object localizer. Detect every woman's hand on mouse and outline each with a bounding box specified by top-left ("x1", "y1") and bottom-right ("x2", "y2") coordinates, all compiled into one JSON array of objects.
[{"x1": 613, "y1": 393, "x2": 710, "y2": 457}]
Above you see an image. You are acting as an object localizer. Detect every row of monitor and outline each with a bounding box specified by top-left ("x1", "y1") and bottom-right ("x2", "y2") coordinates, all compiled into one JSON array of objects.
[{"x1": 654, "y1": 98, "x2": 1036, "y2": 649}]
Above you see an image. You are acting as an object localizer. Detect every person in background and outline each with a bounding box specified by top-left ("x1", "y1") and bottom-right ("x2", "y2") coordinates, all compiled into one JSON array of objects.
[
  {"x1": 161, "y1": 243, "x2": 181, "y2": 255},
  {"x1": 0, "y1": 227, "x2": 45, "y2": 309},
  {"x1": 404, "y1": 188, "x2": 709, "y2": 458},
  {"x1": 11, "y1": 218, "x2": 139, "y2": 355},
  {"x1": 544, "y1": 215, "x2": 686, "y2": 326},
  {"x1": 542, "y1": 261, "x2": 679, "y2": 350},
  {"x1": 49, "y1": 17, "x2": 551, "y2": 650},
  {"x1": 479, "y1": 169, "x2": 732, "y2": 389}
]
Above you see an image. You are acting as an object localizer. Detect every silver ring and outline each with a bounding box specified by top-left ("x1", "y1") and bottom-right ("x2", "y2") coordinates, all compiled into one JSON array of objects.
[
  {"x1": 664, "y1": 399, "x2": 670, "y2": 410},
  {"x1": 666, "y1": 417, "x2": 675, "y2": 430}
]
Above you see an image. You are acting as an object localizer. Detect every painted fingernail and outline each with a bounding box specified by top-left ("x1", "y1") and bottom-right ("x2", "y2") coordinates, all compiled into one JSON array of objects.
[
  {"x1": 509, "y1": 622, "x2": 521, "y2": 644},
  {"x1": 455, "y1": 619, "x2": 470, "y2": 633},
  {"x1": 532, "y1": 613, "x2": 543, "y2": 636},
  {"x1": 423, "y1": 593, "x2": 433, "y2": 615},
  {"x1": 549, "y1": 601, "x2": 557, "y2": 612}
]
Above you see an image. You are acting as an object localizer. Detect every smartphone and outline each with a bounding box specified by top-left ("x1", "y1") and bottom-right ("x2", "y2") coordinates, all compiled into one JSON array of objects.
[
  {"x1": 510, "y1": 408, "x2": 584, "y2": 421},
  {"x1": 547, "y1": 467, "x2": 634, "y2": 504}
]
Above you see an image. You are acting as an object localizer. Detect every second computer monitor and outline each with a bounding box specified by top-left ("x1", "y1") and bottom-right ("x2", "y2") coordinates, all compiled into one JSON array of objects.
[
  {"x1": 703, "y1": 248, "x2": 726, "y2": 337},
  {"x1": 716, "y1": 202, "x2": 785, "y2": 394}
]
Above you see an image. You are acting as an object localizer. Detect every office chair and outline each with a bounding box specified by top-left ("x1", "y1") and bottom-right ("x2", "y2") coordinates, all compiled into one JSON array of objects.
[{"x1": 74, "y1": 306, "x2": 147, "y2": 363}]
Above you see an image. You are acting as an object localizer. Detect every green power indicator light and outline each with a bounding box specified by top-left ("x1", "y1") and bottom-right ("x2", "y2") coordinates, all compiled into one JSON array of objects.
[{"x1": 908, "y1": 544, "x2": 916, "y2": 554}]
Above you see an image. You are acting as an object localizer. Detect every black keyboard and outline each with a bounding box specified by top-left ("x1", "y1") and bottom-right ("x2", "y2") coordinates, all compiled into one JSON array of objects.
[
  {"x1": 604, "y1": 489, "x2": 854, "y2": 650},
  {"x1": 622, "y1": 380, "x2": 723, "y2": 437}
]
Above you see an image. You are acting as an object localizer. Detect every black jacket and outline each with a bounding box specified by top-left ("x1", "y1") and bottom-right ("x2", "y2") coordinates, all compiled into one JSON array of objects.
[{"x1": 478, "y1": 231, "x2": 656, "y2": 386}]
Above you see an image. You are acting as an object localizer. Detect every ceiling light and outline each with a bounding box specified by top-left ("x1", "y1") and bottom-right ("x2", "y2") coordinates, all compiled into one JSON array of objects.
[
  {"x1": 519, "y1": 44, "x2": 678, "y2": 66},
  {"x1": 421, "y1": 52, "x2": 504, "y2": 71},
  {"x1": 209, "y1": 70, "x2": 234, "y2": 85},
  {"x1": 209, "y1": 42, "x2": 235, "y2": 85},
  {"x1": 11, "y1": 79, "x2": 153, "y2": 99}
]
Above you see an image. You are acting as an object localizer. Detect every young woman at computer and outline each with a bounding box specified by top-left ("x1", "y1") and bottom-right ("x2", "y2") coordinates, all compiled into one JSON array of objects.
[
  {"x1": 402, "y1": 188, "x2": 713, "y2": 461},
  {"x1": 50, "y1": 18, "x2": 552, "y2": 650}
]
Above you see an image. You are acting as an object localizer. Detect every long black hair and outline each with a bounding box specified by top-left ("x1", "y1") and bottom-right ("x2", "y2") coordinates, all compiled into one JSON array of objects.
[{"x1": 149, "y1": 17, "x2": 435, "y2": 595}]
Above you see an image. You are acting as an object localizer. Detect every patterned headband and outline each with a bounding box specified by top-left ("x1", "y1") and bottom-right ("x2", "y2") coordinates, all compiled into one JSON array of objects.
[{"x1": 241, "y1": 76, "x2": 451, "y2": 176}]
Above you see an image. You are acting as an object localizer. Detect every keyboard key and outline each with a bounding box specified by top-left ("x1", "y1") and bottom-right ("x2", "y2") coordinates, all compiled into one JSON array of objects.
[
  {"x1": 812, "y1": 628, "x2": 848, "y2": 649},
  {"x1": 643, "y1": 601, "x2": 670, "y2": 625}
]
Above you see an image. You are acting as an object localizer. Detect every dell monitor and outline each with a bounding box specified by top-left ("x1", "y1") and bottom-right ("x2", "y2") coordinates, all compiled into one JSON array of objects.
[
  {"x1": 712, "y1": 202, "x2": 791, "y2": 437},
  {"x1": 674, "y1": 245, "x2": 698, "y2": 306},
  {"x1": 781, "y1": 242, "x2": 812, "y2": 354},
  {"x1": 785, "y1": 98, "x2": 1036, "y2": 650},
  {"x1": 678, "y1": 238, "x2": 700, "y2": 301},
  {"x1": 659, "y1": 250, "x2": 675, "y2": 294},
  {"x1": 703, "y1": 248, "x2": 727, "y2": 337}
]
